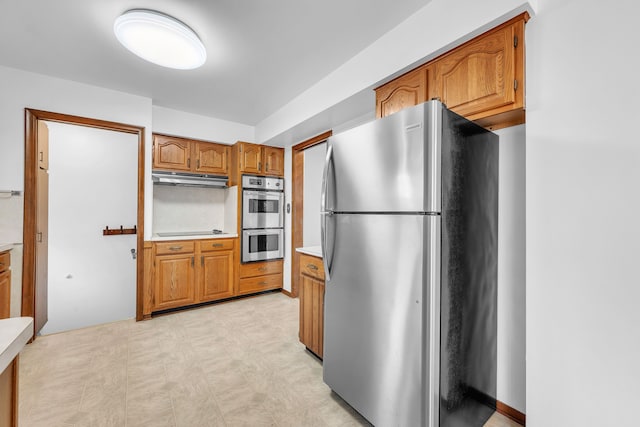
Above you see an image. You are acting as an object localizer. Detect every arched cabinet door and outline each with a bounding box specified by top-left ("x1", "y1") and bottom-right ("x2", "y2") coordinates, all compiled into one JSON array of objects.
[
  {"x1": 431, "y1": 19, "x2": 521, "y2": 119},
  {"x1": 375, "y1": 67, "x2": 428, "y2": 119},
  {"x1": 153, "y1": 135, "x2": 191, "y2": 171},
  {"x1": 194, "y1": 142, "x2": 229, "y2": 175}
]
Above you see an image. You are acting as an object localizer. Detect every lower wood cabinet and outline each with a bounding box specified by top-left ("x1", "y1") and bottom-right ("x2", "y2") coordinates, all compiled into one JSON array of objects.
[
  {"x1": 0, "y1": 357, "x2": 18, "y2": 427},
  {"x1": 153, "y1": 241, "x2": 196, "y2": 311},
  {"x1": 238, "y1": 260, "x2": 283, "y2": 295},
  {"x1": 0, "y1": 251, "x2": 12, "y2": 319},
  {"x1": 148, "y1": 238, "x2": 236, "y2": 313},
  {"x1": 298, "y1": 253, "x2": 325, "y2": 358},
  {"x1": 198, "y1": 239, "x2": 235, "y2": 302}
]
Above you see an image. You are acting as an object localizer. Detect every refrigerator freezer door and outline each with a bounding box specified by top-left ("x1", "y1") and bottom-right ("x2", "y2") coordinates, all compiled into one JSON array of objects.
[
  {"x1": 327, "y1": 101, "x2": 442, "y2": 213},
  {"x1": 323, "y1": 213, "x2": 441, "y2": 427}
]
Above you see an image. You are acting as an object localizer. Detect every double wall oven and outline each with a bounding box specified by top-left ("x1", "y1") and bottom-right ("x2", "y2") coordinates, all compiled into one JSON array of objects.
[{"x1": 241, "y1": 175, "x2": 284, "y2": 262}]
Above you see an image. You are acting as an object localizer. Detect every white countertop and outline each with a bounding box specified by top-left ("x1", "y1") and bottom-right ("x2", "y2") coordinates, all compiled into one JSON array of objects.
[
  {"x1": 151, "y1": 233, "x2": 238, "y2": 241},
  {"x1": 0, "y1": 317, "x2": 33, "y2": 373},
  {"x1": 0, "y1": 243, "x2": 13, "y2": 252},
  {"x1": 296, "y1": 246, "x2": 322, "y2": 258}
]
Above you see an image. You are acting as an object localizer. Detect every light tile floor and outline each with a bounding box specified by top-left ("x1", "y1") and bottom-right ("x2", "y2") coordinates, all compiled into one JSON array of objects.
[{"x1": 19, "y1": 292, "x2": 522, "y2": 427}]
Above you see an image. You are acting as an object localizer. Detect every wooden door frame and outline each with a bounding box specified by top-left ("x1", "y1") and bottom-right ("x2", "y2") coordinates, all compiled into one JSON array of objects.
[
  {"x1": 290, "y1": 130, "x2": 331, "y2": 297},
  {"x1": 22, "y1": 109, "x2": 146, "y2": 333}
]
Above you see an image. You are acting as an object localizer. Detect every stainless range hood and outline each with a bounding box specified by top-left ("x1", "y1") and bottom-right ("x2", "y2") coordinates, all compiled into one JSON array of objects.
[{"x1": 152, "y1": 171, "x2": 228, "y2": 188}]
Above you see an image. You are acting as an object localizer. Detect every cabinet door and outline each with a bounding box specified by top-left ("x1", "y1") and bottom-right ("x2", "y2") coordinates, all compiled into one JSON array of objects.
[
  {"x1": 154, "y1": 254, "x2": 196, "y2": 310},
  {"x1": 375, "y1": 66, "x2": 428, "y2": 119},
  {"x1": 431, "y1": 20, "x2": 520, "y2": 119},
  {"x1": 199, "y1": 250, "x2": 234, "y2": 302},
  {"x1": 153, "y1": 135, "x2": 191, "y2": 172},
  {"x1": 194, "y1": 143, "x2": 229, "y2": 175},
  {"x1": 263, "y1": 146, "x2": 284, "y2": 177},
  {"x1": 238, "y1": 142, "x2": 262, "y2": 174},
  {"x1": 0, "y1": 270, "x2": 10, "y2": 319},
  {"x1": 37, "y1": 121, "x2": 49, "y2": 170},
  {"x1": 299, "y1": 274, "x2": 324, "y2": 358}
]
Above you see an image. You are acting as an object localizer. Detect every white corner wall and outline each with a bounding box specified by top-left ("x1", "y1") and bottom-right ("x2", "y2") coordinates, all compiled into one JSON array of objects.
[
  {"x1": 495, "y1": 124, "x2": 526, "y2": 412},
  {"x1": 526, "y1": 1, "x2": 640, "y2": 425}
]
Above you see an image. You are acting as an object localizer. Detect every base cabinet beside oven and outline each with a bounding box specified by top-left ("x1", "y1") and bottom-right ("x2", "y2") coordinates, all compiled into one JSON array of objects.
[
  {"x1": 238, "y1": 260, "x2": 283, "y2": 295},
  {"x1": 299, "y1": 253, "x2": 325, "y2": 359},
  {"x1": 147, "y1": 238, "x2": 237, "y2": 314}
]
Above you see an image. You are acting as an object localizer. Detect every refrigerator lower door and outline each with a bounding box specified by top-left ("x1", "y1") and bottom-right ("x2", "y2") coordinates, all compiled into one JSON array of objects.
[{"x1": 323, "y1": 213, "x2": 441, "y2": 427}]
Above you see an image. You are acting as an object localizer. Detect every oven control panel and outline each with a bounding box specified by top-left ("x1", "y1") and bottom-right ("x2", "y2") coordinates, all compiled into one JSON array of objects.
[{"x1": 242, "y1": 175, "x2": 284, "y2": 191}]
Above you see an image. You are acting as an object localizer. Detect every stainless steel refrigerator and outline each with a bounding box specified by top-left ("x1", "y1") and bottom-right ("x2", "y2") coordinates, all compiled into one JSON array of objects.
[{"x1": 321, "y1": 100, "x2": 498, "y2": 427}]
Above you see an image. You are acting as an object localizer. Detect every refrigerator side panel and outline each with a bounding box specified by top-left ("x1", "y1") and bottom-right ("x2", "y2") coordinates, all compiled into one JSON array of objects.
[
  {"x1": 323, "y1": 213, "x2": 434, "y2": 426},
  {"x1": 439, "y1": 110, "x2": 499, "y2": 427},
  {"x1": 328, "y1": 102, "x2": 441, "y2": 213}
]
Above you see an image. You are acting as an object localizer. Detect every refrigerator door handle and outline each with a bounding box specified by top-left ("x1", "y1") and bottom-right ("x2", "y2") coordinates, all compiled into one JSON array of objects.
[{"x1": 321, "y1": 144, "x2": 335, "y2": 281}]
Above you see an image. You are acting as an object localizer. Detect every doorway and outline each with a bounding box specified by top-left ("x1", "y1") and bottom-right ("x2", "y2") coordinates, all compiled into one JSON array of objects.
[
  {"x1": 291, "y1": 130, "x2": 331, "y2": 297},
  {"x1": 22, "y1": 110, "x2": 145, "y2": 337}
]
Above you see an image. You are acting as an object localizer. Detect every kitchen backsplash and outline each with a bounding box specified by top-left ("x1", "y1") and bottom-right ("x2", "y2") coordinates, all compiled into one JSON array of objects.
[
  {"x1": 0, "y1": 192, "x2": 23, "y2": 243},
  {"x1": 152, "y1": 185, "x2": 229, "y2": 233}
]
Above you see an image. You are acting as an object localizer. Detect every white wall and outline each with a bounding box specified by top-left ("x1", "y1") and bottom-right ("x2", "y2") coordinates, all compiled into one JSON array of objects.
[
  {"x1": 152, "y1": 186, "x2": 228, "y2": 234},
  {"x1": 256, "y1": 0, "x2": 533, "y2": 144},
  {"x1": 302, "y1": 142, "x2": 327, "y2": 247},
  {"x1": 152, "y1": 105, "x2": 254, "y2": 144},
  {"x1": 495, "y1": 124, "x2": 526, "y2": 412},
  {"x1": 526, "y1": 0, "x2": 640, "y2": 425},
  {"x1": 43, "y1": 122, "x2": 138, "y2": 334},
  {"x1": 0, "y1": 65, "x2": 154, "y2": 238}
]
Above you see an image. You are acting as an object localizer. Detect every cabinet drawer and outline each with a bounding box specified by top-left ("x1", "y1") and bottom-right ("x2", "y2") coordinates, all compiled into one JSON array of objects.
[
  {"x1": 299, "y1": 254, "x2": 324, "y2": 281},
  {"x1": 0, "y1": 251, "x2": 9, "y2": 274},
  {"x1": 155, "y1": 241, "x2": 195, "y2": 255},
  {"x1": 240, "y1": 260, "x2": 283, "y2": 278},
  {"x1": 238, "y1": 273, "x2": 282, "y2": 295},
  {"x1": 199, "y1": 238, "x2": 235, "y2": 252}
]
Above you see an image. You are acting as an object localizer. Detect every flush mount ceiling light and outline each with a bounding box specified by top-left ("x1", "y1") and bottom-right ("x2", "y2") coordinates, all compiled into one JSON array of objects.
[{"x1": 114, "y1": 9, "x2": 206, "y2": 70}]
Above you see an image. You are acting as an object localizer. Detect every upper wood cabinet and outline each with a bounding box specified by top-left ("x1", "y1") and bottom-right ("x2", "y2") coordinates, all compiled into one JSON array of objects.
[
  {"x1": 153, "y1": 134, "x2": 230, "y2": 175},
  {"x1": 263, "y1": 146, "x2": 285, "y2": 176},
  {"x1": 153, "y1": 134, "x2": 191, "y2": 172},
  {"x1": 194, "y1": 142, "x2": 229, "y2": 175},
  {"x1": 375, "y1": 13, "x2": 528, "y2": 130},
  {"x1": 235, "y1": 142, "x2": 284, "y2": 177},
  {"x1": 237, "y1": 141, "x2": 263, "y2": 175},
  {"x1": 375, "y1": 66, "x2": 428, "y2": 119}
]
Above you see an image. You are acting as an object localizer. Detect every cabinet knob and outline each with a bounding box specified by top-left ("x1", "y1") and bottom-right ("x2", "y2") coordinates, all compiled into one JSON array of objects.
[{"x1": 307, "y1": 264, "x2": 318, "y2": 270}]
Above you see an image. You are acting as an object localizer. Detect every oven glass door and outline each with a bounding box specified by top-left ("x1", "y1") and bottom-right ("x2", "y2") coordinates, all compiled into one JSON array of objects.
[
  {"x1": 242, "y1": 229, "x2": 284, "y2": 262},
  {"x1": 243, "y1": 190, "x2": 284, "y2": 229}
]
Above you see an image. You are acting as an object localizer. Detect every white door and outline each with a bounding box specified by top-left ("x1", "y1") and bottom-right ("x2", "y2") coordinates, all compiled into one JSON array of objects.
[{"x1": 41, "y1": 122, "x2": 138, "y2": 335}]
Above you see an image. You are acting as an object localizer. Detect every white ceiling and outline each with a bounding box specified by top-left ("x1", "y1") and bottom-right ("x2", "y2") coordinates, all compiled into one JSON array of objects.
[{"x1": 0, "y1": 0, "x2": 431, "y2": 126}]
